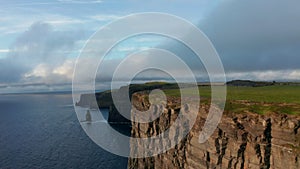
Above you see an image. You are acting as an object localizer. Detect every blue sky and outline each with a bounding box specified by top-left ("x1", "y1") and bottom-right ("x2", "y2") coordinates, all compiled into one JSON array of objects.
[
  {"x1": 0, "y1": 0, "x2": 219, "y2": 57},
  {"x1": 0, "y1": 0, "x2": 300, "y2": 93}
]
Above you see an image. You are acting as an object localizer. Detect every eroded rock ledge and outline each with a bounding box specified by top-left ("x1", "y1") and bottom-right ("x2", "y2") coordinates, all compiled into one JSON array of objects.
[{"x1": 128, "y1": 93, "x2": 300, "y2": 169}]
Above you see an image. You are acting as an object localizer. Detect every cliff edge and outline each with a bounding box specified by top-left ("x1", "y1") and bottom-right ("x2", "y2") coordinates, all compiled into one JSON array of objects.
[{"x1": 128, "y1": 93, "x2": 300, "y2": 169}]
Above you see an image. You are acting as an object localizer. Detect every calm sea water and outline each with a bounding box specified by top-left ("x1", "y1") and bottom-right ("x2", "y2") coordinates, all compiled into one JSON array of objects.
[{"x1": 0, "y1": 93, "x2": 128, "y2": 169}]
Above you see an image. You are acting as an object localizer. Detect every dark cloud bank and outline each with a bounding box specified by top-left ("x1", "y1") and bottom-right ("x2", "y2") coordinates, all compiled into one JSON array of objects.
[{"x1": 200, "y1": 0, "x2": 300, "y2": 72}]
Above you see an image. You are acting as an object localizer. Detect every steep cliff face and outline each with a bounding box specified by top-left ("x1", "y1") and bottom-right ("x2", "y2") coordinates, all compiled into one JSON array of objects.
[
  {"x1": 128, "y1": 93, "x2": 300, "y2": 169},
  {"x1": 108, "y1": 105, "x2": 131, "y2": 124}
]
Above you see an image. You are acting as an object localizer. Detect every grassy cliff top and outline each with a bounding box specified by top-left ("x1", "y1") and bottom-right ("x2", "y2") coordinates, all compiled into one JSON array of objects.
[
  {"x1": 163, "y1": 85, "x2": 300, "y2": 104},
  {"x1": 163, "y1": 85, "x2": 300, "y2": 115},
  {"x1": 89, "y1": 81, "x2": 300, "y2": 115}
]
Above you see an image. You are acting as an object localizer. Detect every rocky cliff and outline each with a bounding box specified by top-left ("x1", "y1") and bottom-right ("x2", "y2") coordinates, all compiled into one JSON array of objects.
[
  {"x1": 128, "y1": 93, "x2": 300, "y2": 169},
  {"x1": 76, "y1": 83, "x2": 181, "y2": 123}
]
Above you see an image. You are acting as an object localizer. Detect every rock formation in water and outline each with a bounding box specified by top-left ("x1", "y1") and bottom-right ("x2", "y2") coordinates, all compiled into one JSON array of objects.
[
  {"x1": 86, "y1": 110, "x2": 92, "y2": 122},
  {"x1": 128, "y1": 92, "x2": 300, "y2": 169}
]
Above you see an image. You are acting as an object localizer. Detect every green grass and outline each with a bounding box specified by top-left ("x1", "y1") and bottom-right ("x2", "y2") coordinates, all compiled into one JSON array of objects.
[
  {"x1": 164, "y1": 85, "x2": 300, "y2": 103},
  {"x1": 226, "y1": 85, "x2": 300, "y2": 104},
  {"x1": 163, "y1": 85, "x2": 300, "y2": 115},
  {"x1": 94, "y1": 82, "x2": 300, "y2": 115}
]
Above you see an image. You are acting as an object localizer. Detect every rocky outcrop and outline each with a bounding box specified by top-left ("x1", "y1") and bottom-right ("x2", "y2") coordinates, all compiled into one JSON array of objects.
[
  {"x1": 76, "y1": 83, "x2": 180, "y2": 123},
  {"x1": 76, "y1": 91, "x2": 113, "y2": 108},
  {"x1": 128, "y1": 93, "x2": 300, "y2": 169}
]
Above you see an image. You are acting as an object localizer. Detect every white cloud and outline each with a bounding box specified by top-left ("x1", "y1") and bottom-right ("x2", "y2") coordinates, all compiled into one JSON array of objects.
[
  {"x1": 0, "y1": 21, "x2": 33, "y2": 34},
  {"x1": 134, "y1": 37, "x2": 164, "y2": 43},
  {"x1": 46, "y1": 17, "x2": 86, "y2": 26},
  {"x1": 89, "y1": 14, "x2": 120, "y2": 22},
  {"x1": 0, "y1": 49, "x2": 9, "y2": 53},
  {"x1": 22, "y1": 58, "x2": 76, "y2": 84},
  {"x1": 53, "y1": 59, "x2": 75, "y2": 79},
  {"x1": 25, "y1": 64, "x2": 51, "y2": 78},
  {"x1": 3, "y1": 0, "x2": 103, "y2": 7},
  {"x1": 0, "y1": 13, "x2": 88, "y2": 35},
  {"x1": 225, "y1": 70, "x2": 300, "y2": 81},
  {"x1": 116, "y1": 46, "x2": 150, "y2": 52},
  {"x1": 0, "y1": 22, "x2": 84, "y2": 84}
]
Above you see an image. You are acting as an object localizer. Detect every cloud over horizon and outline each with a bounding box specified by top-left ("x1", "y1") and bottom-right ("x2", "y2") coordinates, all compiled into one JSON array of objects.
[
  {"x1": 0, "y1": 0, "x2": 300, "y2": 93},
  {"x1": 0, "y1": 22, "x2": 83, "y2": 85}
]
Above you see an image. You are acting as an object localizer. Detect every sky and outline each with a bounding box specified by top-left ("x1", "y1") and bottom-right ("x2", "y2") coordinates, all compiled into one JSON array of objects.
[{"x1": 0, "y1": 0, "x2": 299, "y2": 93}]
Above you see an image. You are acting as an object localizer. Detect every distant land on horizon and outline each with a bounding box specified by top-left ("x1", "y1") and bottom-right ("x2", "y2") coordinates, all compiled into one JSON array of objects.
[{"x1": 2, "y1": 79, "x2": 300, "y2": 95}]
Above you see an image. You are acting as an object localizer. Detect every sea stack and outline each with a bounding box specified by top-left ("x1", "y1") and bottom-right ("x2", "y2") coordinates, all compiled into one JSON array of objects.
[{"x1": 86, "y1": 110, "x2": 92, "y2": 122}]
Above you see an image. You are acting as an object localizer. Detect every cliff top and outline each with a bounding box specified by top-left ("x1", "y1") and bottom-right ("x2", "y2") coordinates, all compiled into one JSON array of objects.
[{"x1": 78, "y1": 81, "x2": 300, "y2": 115}]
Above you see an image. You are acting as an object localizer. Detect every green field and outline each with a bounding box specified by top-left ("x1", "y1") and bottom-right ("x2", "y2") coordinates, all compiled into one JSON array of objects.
[
  {"x1": 163, "y1": 85, "x2": 300, "y2": 115},
  {"x1": 93, "y1": 82, "x2": 300, "y2": 115}
]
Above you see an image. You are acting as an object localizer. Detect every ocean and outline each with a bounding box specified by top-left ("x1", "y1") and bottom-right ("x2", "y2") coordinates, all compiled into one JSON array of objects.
[{"x1": 0, "y1": 93, "x2": 128, "y2": 169}]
